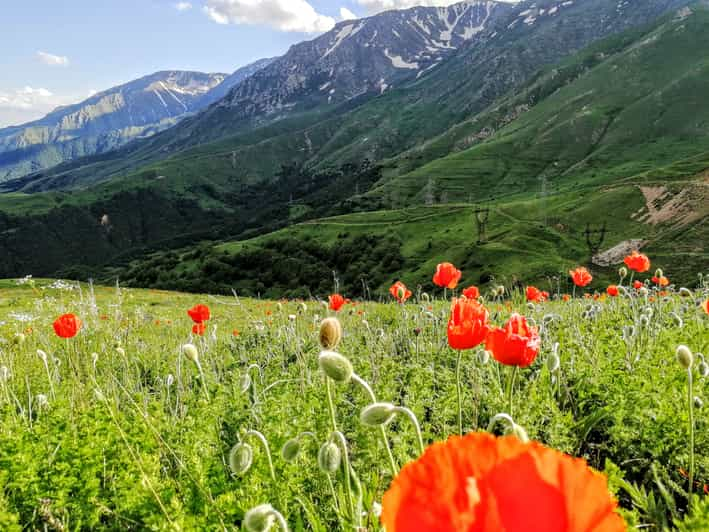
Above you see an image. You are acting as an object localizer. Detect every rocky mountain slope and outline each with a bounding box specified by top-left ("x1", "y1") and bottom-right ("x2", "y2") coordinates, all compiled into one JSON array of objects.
[{"x1": 0, "y1": 58, "x2": 274, "y2": 181}]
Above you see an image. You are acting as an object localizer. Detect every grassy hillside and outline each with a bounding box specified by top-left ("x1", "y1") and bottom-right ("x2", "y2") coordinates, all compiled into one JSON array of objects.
[
  {"x1": 118, "y1": 178, "x2": 708, "y2": 298},
  {"x1": 371, "y1": 6, "x2": 709, "y2": 204},
  {"x1": 1, "y1": 277, "x2": 708, "y2": 528}
]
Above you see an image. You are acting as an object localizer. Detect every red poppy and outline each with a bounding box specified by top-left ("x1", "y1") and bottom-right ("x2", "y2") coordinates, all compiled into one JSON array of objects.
[
  {"x1": 433, "y1": 262, "x2": 462, "y2": 290},
  {"x1": 569, "y1": 267, "x2": 593, "y2": 288},
  {"x1": 232, "y1": 329, "x2": 240, "y2": 337},
  {"x1": 485, "y1": 313, "x2": 540, "y2": 368},
  {"x1": 526, "y1": 286, "x2": 547, "y2": 303},
  {"x1": 381, "y1": 432, "x2": 625, "y2": 532},
  {"x1": 187, "y1": 304, "x2": 210, "y2": 324},
  {"x1": 651, "y1": 276, "x2": 669, "y2": 287},
  {"x1": 606, "y1": 285, "x2": 619, "y2": 297},
  {"x1": 328, "y1": 294, "x2": 347, "y2": 312},
  {"x1": 562, "y1": 294, "x2": 570, "y2": 302},
  {"x1": 53, "y1": 313, "x2": 82, "y2": 339},
  {"x1": 624, "y1": 251, "x2": 651, "y2": 273},
  {"x1": 447, "y1": 298, "x2": 489, "y2": 350},
  {"x1": 703, "y1": 299, "x2": 709, "y2": 315},
  {"x1": 389, "y1": 281, "x2": 412, "y2": 304},
  {"x1": 192, "y1": 322, "x2": 206, "y2": 336},
  {"x1": 633, "y1": 280, "x2": 643, "y2": 290},
  {"x1": 462, "y1": 286, "x2": 480, "y2": 299}
]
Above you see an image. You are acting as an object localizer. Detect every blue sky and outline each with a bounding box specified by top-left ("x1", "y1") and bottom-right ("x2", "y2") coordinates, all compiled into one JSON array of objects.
[{"x1": 0, "y1": 0, "x2": 516, "y2": 127}]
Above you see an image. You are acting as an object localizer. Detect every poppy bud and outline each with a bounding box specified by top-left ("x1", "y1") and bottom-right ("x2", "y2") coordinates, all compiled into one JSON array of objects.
[
  {"x1": 676, "y1": 345, "x2": 693, "y2": 370},
  {"x1": 655, "y1": 269, "x2": 664, "y2": 278},
  {"x1": 317, "y1": 442, "x2": 341, "y2": 473},
  {"x1": 618, "y1": 267, "x2": 628, "y2": 279},
  {"x1": 281, "y1": 439, "x2": 301, "y2": 462},
  {"x1": 547, "y1": 353, "x2": 560, "y2": 373},
  {"x1": 319, "y1": 318, "x2": 342, "y2": 350},
  {"x1": 240, "y1": 373, "x2": 252, "y2": 393},
  {"x1": 37, "y1": 349, "x2": 48, "y2": 363},
  {"x1": 360, "y1": 402, "x2": 396, "y2": 427},
  {"x1": 116, "y1": 347, "x2": 126, "y2": 357},
  {"x1": 228, "y1": 442, "x2": 253, "y2": 475},
  {"x1": 679, "y1": 288, "x2": 693, "y2": 298},
  {"x1": 299, "y1": 302, "x2": 308, "y2": 313},
  {"x1": 695, "y1": 396, "x2": 703, "y2": 409},
  {"x1": 35, "y1": 394, "x2": 49, "y2": 409},
  {"x1": 698, "y1": 361, "x2": 709, "y2": 378},
  {"x1": 12, "y1": 333, "x2": 25, "y2": 345},
  {"x1": 639, "y1": 287, "x2": 648, "y2": 297},
  {"x1": 318, "y1": 350, "x2": 353, "y2": 384},
  {"x1": 478, "y1": 349, "x2": 490, "y2": 365},
  {"x1": 182, "y1": 343, "x2": 199, "y2": 363},
  {"x1": 166, "y1": 374, "x2": 175, "y2": 387},
  {"x1": 243, "y1": 504, "x2": 276, "y2": 532}
]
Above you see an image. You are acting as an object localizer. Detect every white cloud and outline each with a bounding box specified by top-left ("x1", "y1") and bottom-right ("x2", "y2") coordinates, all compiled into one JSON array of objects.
[
  {"x1": 0, "y1": 87, "x2": 54, "y2": 110},
  {"x1": 0, "y1": 86, "x2": 68, "y2": 126},
  {"x1": 203, "y1": 0, "x2": 336, "y2": 33},
  {"x1": 36, "y1": 51, "x2": 70, "y2": 66},
  {"x1": 340, "y1": 7, "x2": 357, "y2": 20},
  {"x1": 355, "y1": 0, "x2": 516, "y2": 14},
  {"x1": 175, "y1": 2, "x2": 192, "y2": 11}
]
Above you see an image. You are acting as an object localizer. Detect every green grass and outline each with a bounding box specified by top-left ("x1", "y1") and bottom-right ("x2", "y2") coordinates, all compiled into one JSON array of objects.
[{"x1": 0, "y1": 278, "x2": 708, "y2": 529}]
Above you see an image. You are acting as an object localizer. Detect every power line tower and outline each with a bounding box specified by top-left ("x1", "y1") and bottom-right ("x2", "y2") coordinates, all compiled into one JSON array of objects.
[
  {"x1": 473, "y1": 205, "x2": 490, "y2": 244},
  {"x1": 585, "y1": 222, "x2": 607, "y2": 256}
]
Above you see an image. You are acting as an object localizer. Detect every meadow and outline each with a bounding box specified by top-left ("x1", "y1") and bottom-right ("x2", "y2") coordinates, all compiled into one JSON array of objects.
[{"x1": 0, "y1": 263, "x2": 708, "y2": 530}]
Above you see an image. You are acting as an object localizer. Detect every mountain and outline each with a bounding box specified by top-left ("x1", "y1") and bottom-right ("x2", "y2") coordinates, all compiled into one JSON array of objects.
[
  {"x1": 0, "y1": 0, "x2": 706, "y2": 290},
  {"x1": 2, "y1": 0, "x2": 515, "y2": 192},
  {"x1": 118, "y1": 2, "x2": 709, "y2": 295},
  {"x1": 0, "y1": 59, "x2": 275, "y2": 182},
  {"x1": 197, "y1": 57, "x2": 277, "y2": 108}
]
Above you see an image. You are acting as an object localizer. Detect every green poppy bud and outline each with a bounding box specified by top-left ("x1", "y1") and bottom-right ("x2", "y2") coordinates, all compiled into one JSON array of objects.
[
  {"x1": 676, "y1": 345, "x2": 693, "y2": 370},
  {"x1": 360, "y1": 402, "x2": 396, "y2": 427},
  {"x1": 243, "y1": 504, "x2": 276, "y2": 532},
  {"x1": 228, "y1": 442, "x2": 253, "y2": 476},
  {"x1": 280, "y1": 439, "x2": 301, "y2": 462},
  {"x1": 240, "y1": 373, "x2": 252, "y2": 393},
  {"x1": 698, "y1": 361, "x2": 709, "y2": 378},
  {"x1": 182, "y1": 343, "x2": 199, "y2": 363},
  {"x1": 318, "y1": 350, "x2": 353, "y2": 384},
  {"x1": 317, "y1": 442, "x2": 341, "y2": 474},
  {"x1": 694, "y1": 396, "x2": 703, "y2": 409},
  {"x1": 618, "y1": 267, "x2": 628, "y2": 279}
]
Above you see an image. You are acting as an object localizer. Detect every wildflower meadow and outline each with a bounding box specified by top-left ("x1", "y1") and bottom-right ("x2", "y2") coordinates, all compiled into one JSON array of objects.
[{"x1": 0, "y1": 256, "x2": 708, "y2": 530}]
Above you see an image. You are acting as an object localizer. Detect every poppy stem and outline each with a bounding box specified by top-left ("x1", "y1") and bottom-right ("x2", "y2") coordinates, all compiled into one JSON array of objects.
[
  {"x1": 325, "y1": 377, "x2": 338, "y2": 433},
  {"x1": 456, "y1": 349, "x2": 463, "y2": 435},
  {"x1": 506, "y1": 366, "x2": 519, "y2": 417},
  {"x1": 688, "y1": 367, "x2": 695, "y2": 497}
]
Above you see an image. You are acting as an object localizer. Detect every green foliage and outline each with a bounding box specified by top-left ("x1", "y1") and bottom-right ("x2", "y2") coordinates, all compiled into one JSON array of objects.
[{"x1": 0, "y1": 278, "x2": 708, "y2": 528}]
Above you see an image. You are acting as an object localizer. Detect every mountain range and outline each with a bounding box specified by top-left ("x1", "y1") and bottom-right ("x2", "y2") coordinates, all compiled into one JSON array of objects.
[
  {"x1": 0, "y1": 59, "x2": 274, "y2": 182},
  {"x1": 0, "y1": 0, "x2": 707, "y2": 295}
]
